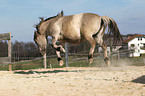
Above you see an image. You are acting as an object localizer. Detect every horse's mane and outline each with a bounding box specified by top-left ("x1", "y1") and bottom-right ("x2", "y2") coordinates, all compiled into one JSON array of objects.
[
  {"x1": 34, "y1": 14, "x2": 61, "y2": 41},
  {"x1": 35, "y1": 15, "x2": 58, "y2": 32},
  {"x1": 35, "y1": 11, "x2": 64, "y2": 33}
]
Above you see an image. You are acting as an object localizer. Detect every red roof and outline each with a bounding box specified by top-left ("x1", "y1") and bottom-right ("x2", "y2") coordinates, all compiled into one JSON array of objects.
[{"x1": 123, "y1": 34, "x2": 145, "y2": 43}]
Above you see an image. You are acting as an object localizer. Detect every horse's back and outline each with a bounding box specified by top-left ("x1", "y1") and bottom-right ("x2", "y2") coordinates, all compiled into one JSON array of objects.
[
  {"x1": 61, "y1": 13, "x2": 101, "y2": 32},
  {"x1": 53, "y1": 13, "x2": 102, "y2": 43},
  {"x1": 80, "y1": 13, "x2": 101, "y2": 34},
  {"x1": 60, "y1": 13, "x2": 84, "y2": 42}
]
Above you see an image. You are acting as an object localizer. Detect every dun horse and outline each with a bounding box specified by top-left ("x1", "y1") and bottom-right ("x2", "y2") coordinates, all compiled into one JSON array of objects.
[{"x1": 34, "y1": 11, "x2": 122, "y2": 66}]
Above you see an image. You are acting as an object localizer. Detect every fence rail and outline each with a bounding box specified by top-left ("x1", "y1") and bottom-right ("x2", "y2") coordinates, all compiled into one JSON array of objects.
[{"x1": 0, "y1": 49, "x2": 144, "y2": 68}]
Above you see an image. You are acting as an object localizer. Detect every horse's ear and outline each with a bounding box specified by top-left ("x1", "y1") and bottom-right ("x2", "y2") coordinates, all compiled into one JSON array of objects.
[
  {"x1": 39, "y1": 17, "x2": 44, "y2": 22},
  {"x1": 58, "y1": 10, "x2": 64, "y2": 16}
]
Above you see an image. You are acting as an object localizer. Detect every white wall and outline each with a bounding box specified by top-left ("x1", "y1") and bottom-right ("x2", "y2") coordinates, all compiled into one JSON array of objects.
[{"x1": 128, "y1": 37, "x2": 145, "y2": 57}]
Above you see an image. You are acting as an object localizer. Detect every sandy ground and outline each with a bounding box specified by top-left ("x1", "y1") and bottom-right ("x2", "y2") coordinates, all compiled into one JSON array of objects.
[{"x1": 0, "y1": 66, "x2": 145, "y2": 96}]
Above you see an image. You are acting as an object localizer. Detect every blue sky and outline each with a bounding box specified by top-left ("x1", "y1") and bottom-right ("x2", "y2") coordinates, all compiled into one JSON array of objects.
[{"x1": 0, "y1": 0, "x2": 145, "y2": 42}]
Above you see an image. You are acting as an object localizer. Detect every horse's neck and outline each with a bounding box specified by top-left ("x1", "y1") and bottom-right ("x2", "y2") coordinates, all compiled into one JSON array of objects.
[
  {"x1": 42, "y1": 16, "x2": 62, "y2": 37},
  {"x1": 46, "y1": 17, "x2": 61, "y2": 37},
  {"x1": 40, "y1": 20, "x2": 51, "y2": 35}
]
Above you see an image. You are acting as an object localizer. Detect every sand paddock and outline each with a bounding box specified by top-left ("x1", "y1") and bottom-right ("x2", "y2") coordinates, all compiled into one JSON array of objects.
[{"x1": 0, "y1": 66, "x2": 145, "y2": 96}]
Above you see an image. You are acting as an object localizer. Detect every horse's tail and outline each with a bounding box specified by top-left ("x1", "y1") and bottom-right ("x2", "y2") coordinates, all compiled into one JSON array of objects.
[{"x1": 101, "y1": 16, "x2": 122, "y2": 44}]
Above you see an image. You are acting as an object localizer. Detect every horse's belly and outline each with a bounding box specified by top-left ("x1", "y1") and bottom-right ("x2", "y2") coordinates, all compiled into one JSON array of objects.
[{"x1": 60, "y1": 35, "x2": 85, "y2": 44}]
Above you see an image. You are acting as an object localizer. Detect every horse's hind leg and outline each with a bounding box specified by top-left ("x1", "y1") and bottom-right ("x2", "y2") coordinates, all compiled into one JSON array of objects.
[
  {"x1": 51, "y1": 37, "x2": 65, "y2": 66},
  {"x1": 96, "y1": 37, "x2": 110, "y2": 66},
  {"x1": 84, "y1": 35, "x2": 96, "y2": 64},
  {"x1": 94, "y1": 25, "x2": 110, "y2": 66},
  {"x1": 101, "y1": 42, "x2": 110, "y2": 66}
]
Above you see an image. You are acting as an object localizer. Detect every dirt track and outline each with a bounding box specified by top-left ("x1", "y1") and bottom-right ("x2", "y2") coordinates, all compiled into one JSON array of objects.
[{"x1": 0, "y1": 66, "x2": 145, "y2": 96}]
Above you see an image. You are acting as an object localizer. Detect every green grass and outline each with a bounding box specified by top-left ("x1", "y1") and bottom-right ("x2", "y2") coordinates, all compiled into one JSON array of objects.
[
  {"x1": 0, "y1": 58, "x2": 43, "y2": 71},
  {"x1": 0, "y1": 56, "x2": 145, "y2": 71}
]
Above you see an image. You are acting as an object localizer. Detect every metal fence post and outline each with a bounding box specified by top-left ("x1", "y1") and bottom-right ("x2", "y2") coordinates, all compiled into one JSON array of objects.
[
  {"x1": 117, "y1": 50, "x2": 120, "y2": 59},
  {"x1": 65, "y1": 43, "x2": 69, "y2": 67},
  {"x1": 43, "y1": 53, "x2": 47, "y2": 69}
]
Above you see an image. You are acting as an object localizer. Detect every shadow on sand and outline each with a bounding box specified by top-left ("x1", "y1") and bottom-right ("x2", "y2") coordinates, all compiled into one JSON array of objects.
[
  {"x1": 131, "y1": 75, "x2": 145, "y2": 84},
  {"x1": 14, "y1": 70, "x2": 70, "y2": 74}
]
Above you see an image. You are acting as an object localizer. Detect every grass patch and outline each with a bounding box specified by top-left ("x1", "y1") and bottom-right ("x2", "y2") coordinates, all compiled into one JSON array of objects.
[{"x1": 0, "y1": 56, "x2": 145, "y2": 71}]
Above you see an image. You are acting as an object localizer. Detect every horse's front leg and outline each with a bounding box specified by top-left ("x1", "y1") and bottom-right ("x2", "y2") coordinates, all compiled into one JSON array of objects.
[
  {"x1": 51, "y1": 37, "x2": 65, "y2": 66},
  {"x1": 56, "y1": 51, "x2": 64, "y2": 66}
]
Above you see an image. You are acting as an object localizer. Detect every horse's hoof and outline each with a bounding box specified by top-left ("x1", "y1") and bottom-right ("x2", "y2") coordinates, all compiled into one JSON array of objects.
[
  {"x1": 60, "y1": 48, "x2": 65, "y2": 53},
  {"x1": 104, "y1": 58, "x2": 110, "y2": 66},
  {"x1": 59, "y1": 60, "x2": 64, "y2": 66},
  {"x1": 106, "y1": 61, "x2": 110, "y2": 66},
  {"x1": 89, "y1": 58, "x2": 93, "y2": 64}
]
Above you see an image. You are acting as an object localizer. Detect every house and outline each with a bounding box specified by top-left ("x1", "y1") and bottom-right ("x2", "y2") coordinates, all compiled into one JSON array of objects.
[
  {"x1": 123, "y1": 34, "x2": 145, "y2": 57},
  {"x1": 98, "y1": 34, "x2": 145, "y2": 57}
]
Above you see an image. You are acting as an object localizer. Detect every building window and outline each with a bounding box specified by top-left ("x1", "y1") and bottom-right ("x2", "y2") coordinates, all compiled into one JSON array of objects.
[
  {"x1": 138, "y1": 38, "x2": 142, "y2": 41},
  {"x1": 140, "y1": 43, "x2": 145, "y2": 50},
  {"x1": 131, "y1": 44, "x2": 135, "y2": 47}
]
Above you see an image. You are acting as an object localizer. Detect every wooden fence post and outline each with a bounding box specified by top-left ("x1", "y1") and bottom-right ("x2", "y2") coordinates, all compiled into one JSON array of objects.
[
  {"x1": 0, "y1": 32, "x2": 12, "y2": 71},
  {"x1": 8, "y1": 33, "x2": 12, "y2": 71},
  {"x1": 9, "y1": 64, "x2": 12, "y2": 71}
]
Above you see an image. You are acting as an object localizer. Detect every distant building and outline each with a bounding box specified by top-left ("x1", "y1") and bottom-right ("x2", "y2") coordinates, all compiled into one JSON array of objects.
[
  {"x1": 123, "y1": 34, "x2": 145, "y2": 57},
  {"x1": 98, "y1": 34, "x2": 145, "y2": 57}
]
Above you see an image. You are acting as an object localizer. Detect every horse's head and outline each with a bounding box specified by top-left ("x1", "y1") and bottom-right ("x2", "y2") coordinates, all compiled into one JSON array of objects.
[
  {"x1": 34, "y1": 10, "x2": 64, "y2": 55},
  {"x1": 34, "y1": 31, "x2": 47, "y2": 55}
]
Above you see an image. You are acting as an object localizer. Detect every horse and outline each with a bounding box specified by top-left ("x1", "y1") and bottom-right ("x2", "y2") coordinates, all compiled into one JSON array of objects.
[{"x1": 34, "y1": 11, "x2": 122, "y2": 66}]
